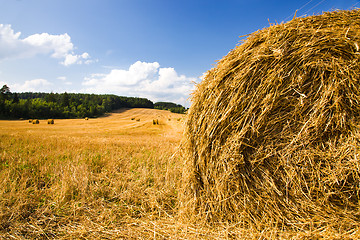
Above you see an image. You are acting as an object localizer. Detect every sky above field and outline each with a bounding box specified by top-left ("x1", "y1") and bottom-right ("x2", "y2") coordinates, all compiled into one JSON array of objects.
[{"x1": 0, "y1": 0, "x2": 359, "y2": 106}]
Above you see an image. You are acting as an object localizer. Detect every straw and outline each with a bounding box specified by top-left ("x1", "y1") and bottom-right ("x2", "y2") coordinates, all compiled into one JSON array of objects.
[{"x1": 180, "y1": 9, "x2": 360, "y2": 233}]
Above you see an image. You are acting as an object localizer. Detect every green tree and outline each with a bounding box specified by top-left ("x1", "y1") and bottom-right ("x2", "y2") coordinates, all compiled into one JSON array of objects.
[
  {"x1": 61, "y1": 92, "x2": 70, "y2": 107},
  {"x1": 0, "y1": 85, "x2": 11, "y2": 100},
  {"x1": 102, "y1": 97, "x2": 112, "y2": 112},
  {"x1": 12, "y1": 93, "x2": 19, "y2": 103},
  {"x1": 46, "y1": 92, "x2": 57, "y2": 102}
]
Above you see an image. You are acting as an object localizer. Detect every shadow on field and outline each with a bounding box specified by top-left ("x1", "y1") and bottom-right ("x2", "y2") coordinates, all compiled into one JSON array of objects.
[{"x1": 97, "y1": 108, "x2": 131, "y2": 118}]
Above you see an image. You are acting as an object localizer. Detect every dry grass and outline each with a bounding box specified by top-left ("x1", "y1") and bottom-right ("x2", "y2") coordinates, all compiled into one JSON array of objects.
[
  {"x1": 180, "y1": 9, "x2": 360, "y2": 238},
  {"x1": 0, "y1": 109, "x2": 358, "y2": 239},
  {"x1": 0, "y1": 108, "x2": 192, "y2": 239},
  {"x1": 0, "y1": 107, "x2": 349, "y2": 239}
]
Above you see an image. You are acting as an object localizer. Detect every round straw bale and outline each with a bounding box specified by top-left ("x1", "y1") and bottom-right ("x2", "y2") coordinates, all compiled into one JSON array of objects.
[
  {"x1": 28, "y1": 119, "x2": 32, "y2": 123},
  {"x1": 181, "y1": 9, "x2": 360, "y2": 230},
  {"x1": 85, "y1": 117, "x2": 89, "y2": 120},
  {"x1": 32, "y1": 119, "x2": 39, "y2": 124},
  {"x1": 47, "y1": 119, "x2": 54, "y2": 124}
]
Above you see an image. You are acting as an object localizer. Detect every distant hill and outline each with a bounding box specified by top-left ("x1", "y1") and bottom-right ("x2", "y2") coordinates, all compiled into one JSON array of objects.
[{"x1": 154, "y1": 102, "x2": 187, "y2": 114}]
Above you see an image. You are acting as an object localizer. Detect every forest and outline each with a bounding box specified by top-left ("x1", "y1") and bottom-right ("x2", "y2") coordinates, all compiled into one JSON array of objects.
[
  {"x1": 0, "y1": 84, "x2": 170, "y2": 119},
  {"x1": 154, "y1": 101, "x2": 187, "y2": 114}
]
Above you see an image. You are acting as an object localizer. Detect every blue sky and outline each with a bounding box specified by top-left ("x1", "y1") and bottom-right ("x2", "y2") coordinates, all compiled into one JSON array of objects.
[{"x1": 0, "y1": 0, "x2": 358, "y2": 106}]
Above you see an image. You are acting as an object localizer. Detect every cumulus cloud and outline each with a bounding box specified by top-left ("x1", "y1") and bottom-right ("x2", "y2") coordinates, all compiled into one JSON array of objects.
[
  {"x1": 62, "y1": 52, "x2": 93, "y2": 66},
  {"x1": 11, "y1": 78, "x2": 53, "y2": 92},
  {"x1": 0, "y1": 24, "x2": 92, "y2": 65},
  {"x1": 82, "y1": 61, "x2": 197, "y2": 107}
]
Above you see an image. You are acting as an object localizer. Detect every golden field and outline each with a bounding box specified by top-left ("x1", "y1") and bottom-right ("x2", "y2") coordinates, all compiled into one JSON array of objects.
[
  {"x1": 0, "y1": 108, "x2": 196, "y2": 239},
  {"x1": 1, "y1": 108, "x2": 350, "y2": 239}
]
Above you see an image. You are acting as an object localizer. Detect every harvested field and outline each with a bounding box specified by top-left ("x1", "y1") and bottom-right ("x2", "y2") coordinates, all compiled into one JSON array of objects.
[{"x1": 0, "y1": 108, "x2": 188, "y2": 239}]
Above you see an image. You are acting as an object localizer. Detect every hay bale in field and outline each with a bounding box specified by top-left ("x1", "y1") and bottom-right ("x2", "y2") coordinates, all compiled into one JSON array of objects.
[
  {"x1": 136, "y1": 118, "x2": 140, "y2": 122},
  {"x1": 181, "y1": 9, "x2": 360, "y2": 230},
  {"x1": 28, "y1": 119, "x2": 32, "y2": 123},
  {"x1": 131, "y1": 117, "x2": 135, "y2": 120},
  {"x1": 85, "y1": 117, "x2": 89, "y2": 120},
  {"x1": 32, "y1": 119, "x2": 39, "y2": 124},
  {"x1": 47, "y1": 119, "x2": 54, "y2": 124}
]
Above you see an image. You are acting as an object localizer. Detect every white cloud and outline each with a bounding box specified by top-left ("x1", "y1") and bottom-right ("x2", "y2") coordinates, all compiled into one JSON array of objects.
[
  {"x1": 61, "y1": 52, "x2": 92, "y2": 66},
  {"x1": 57, "y1": 76, "x2": 72, "y2": 85},
  {"x1": 11, "y1": 78, "x2": 53, "y2": 92},
  {"x1": 100, "y1": 61, "x2": 160, "y2": 86},
  {"x1": 82, "y1": 61, "x2": 197, "y2": 107},
  {"x1": 57, "y1": 76, "x2": 67, "y2": 81},
  {"x1": 0, "y1": 24, "x2": 92, "y2": 65}
]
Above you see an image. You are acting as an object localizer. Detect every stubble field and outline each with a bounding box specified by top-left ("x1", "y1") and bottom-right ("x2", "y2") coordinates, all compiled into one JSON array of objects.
[
  {"x1": 0, "y1": 108, "x2": 204, "y2": 239},
  {"x1": 1, "y1": 107, "x2": 352, "y2": 240}
]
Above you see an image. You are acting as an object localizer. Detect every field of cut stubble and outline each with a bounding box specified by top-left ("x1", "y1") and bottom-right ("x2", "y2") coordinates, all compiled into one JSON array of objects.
[{"x1": 0, "y1": 108, "x2": 198, "y2": 239}]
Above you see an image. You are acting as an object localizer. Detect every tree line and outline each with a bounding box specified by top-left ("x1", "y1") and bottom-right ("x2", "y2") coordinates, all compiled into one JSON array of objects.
[
  {"x1": 0, "y1": 85, "x2": 158, "y2": 119},
  {"x1": 154, "y1": 102, "x2": 187, "y2": 114}
]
